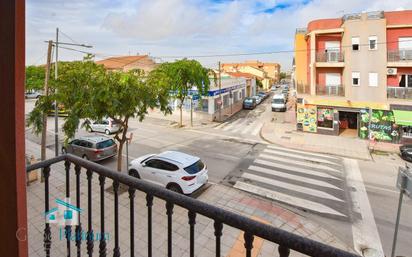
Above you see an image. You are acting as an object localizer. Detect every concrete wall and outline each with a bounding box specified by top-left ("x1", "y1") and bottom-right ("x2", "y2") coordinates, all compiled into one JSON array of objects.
[
  {"x1": 387, "y1": 67, "x2": 412, "y2": 86},
  {"x1": 342, "y1": 13, "x2": 387, "y2": 102},
  {"x1": 316, "y1": 67, "x2": 343, "y2": 85},
  {"x1": 316, "y1": 34, "x2": 342, "y2": 51},
  {"x1": 294, "y1": 33, "x2": 308, "y2": 87}
]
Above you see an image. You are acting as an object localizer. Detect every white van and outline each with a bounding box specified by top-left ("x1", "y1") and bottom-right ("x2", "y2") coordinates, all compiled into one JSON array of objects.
[{"x1": 271, "y1": 94, "x2": 286, "y2": 112}]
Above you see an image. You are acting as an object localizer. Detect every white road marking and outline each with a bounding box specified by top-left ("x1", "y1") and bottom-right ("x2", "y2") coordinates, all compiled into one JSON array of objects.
[
  {"x1": 241, "y1": 172, "x2": 343, "y2": 202},
  {"x1": 186, "y1": 129, "x2": 267, "y2": 145},
  {"x1": 249, "y1": 164, "x2": 342, "y2": 190},
  {"x1": 264, "y1": 149, "x2": 339, "y2": 165},
  {"x1": 234, "y1": 181, "x2": 347, "y2": 217},
  {"x1": 222, "y1": 119, "x2": 244, "y2": 131},
  {"x1": 214, "y1": 122, "x2": 228, "y2": 129},
  {"x1": 254, "y1": 158, "x2": 338, "y2": 179},
  {"x1": 345, "y1": 158, "x2": 384, "y2": 257},
  {"x1": 259, "y1": 153, "x2": 341, "y2": 173},
  {"x1": 267, "y1": 145, "x2": 340, "y2": 160},
  {"x1": 241, "y1": 120, "x2": 260, "y2": 134},
  {"x1": 230, "y1": 119, "x2": 249, "y2": 133}
]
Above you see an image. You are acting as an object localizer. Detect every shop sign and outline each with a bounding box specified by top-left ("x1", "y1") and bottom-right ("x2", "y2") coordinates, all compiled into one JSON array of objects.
[
  {"x1": 297, "y1": 104, "x2": 317, "y2": 133},
  {"x1": 359, "y1": 109, "x2": 399, "y2": 142}
]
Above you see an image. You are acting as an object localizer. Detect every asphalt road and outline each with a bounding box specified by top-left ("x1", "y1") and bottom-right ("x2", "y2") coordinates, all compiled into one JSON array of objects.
[{"x1": 25, "y1": 98, "x2": 412, "y2": 256}]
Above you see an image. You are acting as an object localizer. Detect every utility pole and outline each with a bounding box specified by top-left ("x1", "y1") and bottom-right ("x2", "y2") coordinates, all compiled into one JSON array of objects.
[
  {"x1": 218, "y1": 61, "x2": 222, "y2": 121},
  {"x1": 49, "y1": 28, "x2": 93, "y2": 157},
  {"x1": 41, "y1": 40, "x2": 53, "y2": 162},
  {"x1": 54, "y1": 27, "x2": 59, "y2": 157}
]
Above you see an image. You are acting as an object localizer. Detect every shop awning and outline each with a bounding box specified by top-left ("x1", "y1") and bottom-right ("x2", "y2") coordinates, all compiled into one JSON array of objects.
[{"x1": 393, "y1": 110, "x2": 412, "y2": 126}]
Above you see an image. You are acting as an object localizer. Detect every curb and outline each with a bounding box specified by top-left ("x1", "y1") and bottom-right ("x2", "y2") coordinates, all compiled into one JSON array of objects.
[{"x1": 259, "y1": 122, "x2": 373, "y2": 161}]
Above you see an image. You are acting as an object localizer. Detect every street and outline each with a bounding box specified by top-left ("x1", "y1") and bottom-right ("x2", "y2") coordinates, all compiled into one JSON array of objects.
[{"x1": 25, "y1": 98, "x2": 412, "y2": 257}]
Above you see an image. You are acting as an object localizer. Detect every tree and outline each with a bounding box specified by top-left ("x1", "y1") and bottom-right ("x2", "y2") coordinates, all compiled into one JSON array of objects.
[
  {"x1": 256, "y1": 79, "x2": 263, "y2": 89},
  {"x1": 279, "y1": 72, "x2": 287, "y2": 80},
  {"x1": 27, "y1": 60, "x2": 171, "y2": 171},
  {"x1": 152, "y1": 59, "x2": 211, "y2": 127},
  {"x1": 25, "y1": 65, "x2": 46, "y2": 92}
]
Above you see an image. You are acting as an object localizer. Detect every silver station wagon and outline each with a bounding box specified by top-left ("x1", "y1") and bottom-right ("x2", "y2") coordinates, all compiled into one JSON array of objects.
[{"x1": 62, "y1": 136, "x2": 117, "y2": 161}]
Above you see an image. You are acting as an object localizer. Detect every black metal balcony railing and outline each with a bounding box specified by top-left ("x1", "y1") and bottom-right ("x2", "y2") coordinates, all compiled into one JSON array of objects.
[
  {"x1": 26, "y1": 154, "x2": 359, "y2": 257},
  {"x1": 316, "y1": 51, "x2": 344, "y2": 62},
  {"x1": 387, "y1": 87, "x2": 412, "y2": 99},
  {"x1": 316, "y1": 85, "x2": 345, "y2": 97},
  {"x1": 297, "y1": 83, "x2": 310, "y2": 94},
  {"x1": 388, "y1": 49, "x2": 412, "y2": 62}
]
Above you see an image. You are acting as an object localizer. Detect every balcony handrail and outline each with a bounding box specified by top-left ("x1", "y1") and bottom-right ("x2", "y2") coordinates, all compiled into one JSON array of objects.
[
  {"x1": 27, "y1": 154, "x2": 359, "y2": 257},
  {"x1": 316, "y1": 51, "x2": 344, "y2": 62},
  {"x1": 387, "y1": 49, "x2": 412, "y2": 62}
]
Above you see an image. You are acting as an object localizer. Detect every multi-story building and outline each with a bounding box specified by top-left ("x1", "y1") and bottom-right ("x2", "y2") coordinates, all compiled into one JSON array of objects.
[
  {"x1": 222, "y1": 61, "x2": 281, "y2": 90},
  {"x1": 294, "y1": 10, "x2": 412, "y2": 143}
]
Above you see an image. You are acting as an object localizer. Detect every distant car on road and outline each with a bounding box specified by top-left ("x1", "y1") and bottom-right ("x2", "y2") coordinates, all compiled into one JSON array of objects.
[
  {"x1": 272, "y1": 94, "x2": 287, "y2": 112},
  {"x1": 62, "y1": 135, "x2": 117, "y2": 162},
  {"x1": 243, "y1": 97, "x2": 257, "y2": 110},
  {"x1": 25, "y1": 91, "x2": 42, "y2": 99},
  {"x1": 252, "y1": 95, "x2": 262, "y2": 105},
  {"x1": 400, "y1": 145, "x2": 412, "y2": 162},
  {"x1": 86, "y1": 118, "x2": 121, "y2": 135},
  {"x1": 128, "y1": 151, "x2": 209, "y2": 194},
  {"x1": 258, "y1": 91, "x2": 269, "y2": 100}
]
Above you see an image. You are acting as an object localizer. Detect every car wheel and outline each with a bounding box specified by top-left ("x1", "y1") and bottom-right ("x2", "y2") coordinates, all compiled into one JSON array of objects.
[
  {"x1": 61, "y1": 147, "x2": 67, "y2": 154},
  {"x1": 82, "y1": 155, "x2": 89, "y2": 160},
  {"x1": 167, "y1": 184, "x2": 183, "y2": 194},
  {"x1": 128, "y1": 169, "x2": 140, "y2": 179},
  {"x1": 105, "y1": 129, "x2": 110, "y2": 135}
]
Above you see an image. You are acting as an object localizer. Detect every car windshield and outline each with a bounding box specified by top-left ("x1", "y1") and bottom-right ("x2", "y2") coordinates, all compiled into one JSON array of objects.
[
  {"x1": 184, "y1": 160, "x2": 205, "y2": 174},
  {"x1": 244, "y1": 98, "x2": 253, "y2": 103},
  {"x1": 273, "y1": 99, "x2": 284, "y2": 104},
  {"x1": 96, "y1": 139, "x2": 115, "y2": 149}
]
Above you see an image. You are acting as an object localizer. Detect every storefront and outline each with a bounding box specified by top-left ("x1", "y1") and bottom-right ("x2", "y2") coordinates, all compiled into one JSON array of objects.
[
  {"x1": 393, "y1": 110, "x2": 412, "y2": 144},
  {"x1": 296, "y1": 99, "x2": 400, "y2": 142}
]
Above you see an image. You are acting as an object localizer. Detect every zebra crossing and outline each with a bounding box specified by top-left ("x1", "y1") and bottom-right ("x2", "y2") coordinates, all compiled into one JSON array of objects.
[
  {"x1": 232, "y1": 145, "x2": 350, "y2": 219},
  {"x1": 213, "y1": 118, "x2": 263, "y2": 136}
]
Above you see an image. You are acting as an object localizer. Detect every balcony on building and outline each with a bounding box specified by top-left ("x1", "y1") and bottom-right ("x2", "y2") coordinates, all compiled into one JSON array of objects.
[
  {"x1": 316, "y1": 84, "x2": 345, "y2": 97},
  {"x1": 297, "y1": 83, "x2": 311, "y2": 94},
  {"x1": 387, "y1": 49, "x2": 412, "y2": 67},
  {"x1": 387, "y1": 86, "x2": 412, "y2": 99},
  {"x1": 315, "y1": 51, "x2": 345, "y2": 67}
]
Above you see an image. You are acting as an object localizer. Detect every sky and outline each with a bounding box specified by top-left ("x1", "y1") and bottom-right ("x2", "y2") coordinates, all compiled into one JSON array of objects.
[{"x1": 26, "y1": 0, "x2": 412, "y2": 71}]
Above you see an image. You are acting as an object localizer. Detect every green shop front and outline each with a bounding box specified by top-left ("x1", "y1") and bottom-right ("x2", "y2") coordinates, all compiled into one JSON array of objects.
[
  {"x1": 296, "y1": 99, "x2": 402, "y2": 143},
  {"x1": 392, "y1": 110, "x2": 412, "y2": 144}
]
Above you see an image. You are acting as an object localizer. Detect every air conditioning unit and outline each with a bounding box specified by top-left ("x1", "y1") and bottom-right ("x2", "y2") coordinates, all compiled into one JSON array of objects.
[{"x1": 387, "y1": 68, "x2": 397, "y2": 75}]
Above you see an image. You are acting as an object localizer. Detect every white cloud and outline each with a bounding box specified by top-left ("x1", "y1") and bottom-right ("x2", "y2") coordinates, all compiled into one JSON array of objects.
[{"x1": 27, "y1": 0, "x2": 412, "y2": 70}]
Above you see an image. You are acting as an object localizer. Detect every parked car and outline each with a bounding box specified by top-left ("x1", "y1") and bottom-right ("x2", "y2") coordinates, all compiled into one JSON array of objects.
[
  {"x1": 243, "y1": 97, "x2": 257, "y2": 110},
  {"x1": 272, "y1": 94, "x2": 287, "y2": 112},
  {"x1": 270, "y1": 86, "x2": 278, "y2": 92},
  {"x1": 86, "y1": 118, "x2": 121, "y2": 135},
  {"x1": 128, "y1": 151, "x2": 209, "y2": 194},
  {"x1": 252, "y1": 95, "x2": 262, "y2": 105},
  {"x1": 400, "y1": 145, "x2": 412, "y2": 162},
  {"x1": 25, "y1": 91, "x2": 42, "y2": 99},
  {"x1": 62, "y1": 136, "x2": 117, "y2": 162},
  {"x1": 48, "y1": 103, "x2": 68, "y2": 117},
  {"x1": 258, "y1": 91, "x2": 269, "y2": 100}
]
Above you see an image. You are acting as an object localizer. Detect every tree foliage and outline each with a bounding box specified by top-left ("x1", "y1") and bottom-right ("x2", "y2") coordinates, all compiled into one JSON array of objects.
[
  {"x1": 150, "y1": 59, "x2": 212, "y2": 126},
  {"x1": 27, "y1": 60, "x2": 171, "y2": 171},
  {"x1": 25, "y1": 65, "x2": 46, "y2": 92}
]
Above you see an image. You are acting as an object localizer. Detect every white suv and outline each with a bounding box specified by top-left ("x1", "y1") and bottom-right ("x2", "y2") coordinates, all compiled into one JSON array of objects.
[
  {"x1": 128, "y1": 151, "x2": 209, "y2": 194},
  {"x1": 87, "y1": 118, "x2": 121, "y2": 135}
]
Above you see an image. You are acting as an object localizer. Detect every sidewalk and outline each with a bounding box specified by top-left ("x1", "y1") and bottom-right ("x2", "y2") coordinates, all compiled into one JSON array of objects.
[
  {"x1": 260, "y1": 121, "x2": 373, "y2": 161},
  {"x1": 25, "y1": 138, "x2": 356, "y2": 257},
  {"x1": 146, "y1": 108, "x2": 217, "y2": 129}
]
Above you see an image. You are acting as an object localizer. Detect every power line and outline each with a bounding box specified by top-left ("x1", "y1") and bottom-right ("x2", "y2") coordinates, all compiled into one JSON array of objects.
[
  {"x1": 59, "y1": 30, "x2": 81, "y2": 45},
  {"x1": 54, "y1": 38, "x2": 412, "y2": 62}
]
